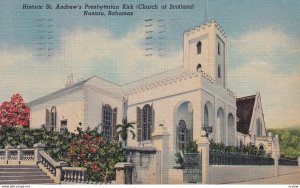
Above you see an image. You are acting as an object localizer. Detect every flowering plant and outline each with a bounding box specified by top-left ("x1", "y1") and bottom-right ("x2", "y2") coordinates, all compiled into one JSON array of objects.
[
  {"x1": 0, "y1": 94, "x2": 30, "y2": 128},
  {"x1": 66, "y1": 127, "x2": 125, "y2": 182}
]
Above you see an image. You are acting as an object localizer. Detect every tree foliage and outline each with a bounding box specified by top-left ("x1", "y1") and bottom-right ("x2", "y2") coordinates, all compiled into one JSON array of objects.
[
  {"x1": 115, "y1": 118, "x2": 135, "y2": 145},
  {"x1": 0, "y1": 94, "x2": 30, "y2": 128},
  {"x1": 268, "y1": 128, "x2": 300, "y2": 159}
]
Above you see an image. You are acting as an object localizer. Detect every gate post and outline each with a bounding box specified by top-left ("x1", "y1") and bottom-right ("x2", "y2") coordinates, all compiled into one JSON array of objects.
[
  {"x1": 272, "y1": 134, "x2": 280, "y2": 177},
  {"x1": 115, "y1": 162, "x2": 134, "y2": 184},
  {"x1": 197, "y1": 131, "x2": 210, "y2": 184},
  {"x1": 152, "y1": 123, "x2": 169, "y2": 184}
]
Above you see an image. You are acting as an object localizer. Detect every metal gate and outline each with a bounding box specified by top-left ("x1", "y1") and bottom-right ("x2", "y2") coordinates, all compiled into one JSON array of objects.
[
  {"x1": 124, "y1": 166, "x2": 133, "y2": 184},
  {"x1": 183, "y1": 153, "x2": 202, "y2": 183}
]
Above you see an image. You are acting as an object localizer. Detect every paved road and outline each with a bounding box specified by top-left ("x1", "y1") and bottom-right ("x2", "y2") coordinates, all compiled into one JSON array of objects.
[{"x1": 234, "y1": 173, "x2": 300, "y2": 184}]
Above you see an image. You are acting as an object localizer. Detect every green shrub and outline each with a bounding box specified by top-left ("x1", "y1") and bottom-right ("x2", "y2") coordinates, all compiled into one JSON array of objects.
[{"x1": 65, "y1": 127, "x2": 125, "y2": 182}]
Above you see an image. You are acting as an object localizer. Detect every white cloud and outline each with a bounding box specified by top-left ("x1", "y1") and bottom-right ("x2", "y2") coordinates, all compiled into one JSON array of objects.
[
  {"x1": 230, "y1": 28, "x2": 300, "y2": 54},
  {"x1": 0, "y1": 48, "x2": 34, "y2": 69},
  {"x1": 229, "y1": 61, "x2": 300, "y2": 129},
  {"x1": 0, "y1": 25, "x2": 183, "y2": 102},
  {"x1": 228, "y1": 28, "x2": 300, "y2": 128}
]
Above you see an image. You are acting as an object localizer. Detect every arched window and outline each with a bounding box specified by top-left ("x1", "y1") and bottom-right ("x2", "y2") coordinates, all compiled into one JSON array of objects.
[
  {"x1": 218, "y1": 42, "x2": 221, "y2": 55},
  {"x1": 259, "y1": 145, "x2": 264, "y2": 151},
  {"x1": 103, "y1": 105, "x2": 113, "y2": 141},
  {"x1": 217, "y1": 108, "x2": 225, "y2": 143},
  {"x1": 177, "y1": 120, "x2": 187, "y2": 150},
  {"x1": 218, "y1": 65, "x2": 221, "y2": 78},
  {"x1": 204, "y1": 105, "x2": 209, "y2": 127},
  {"x1": 227, "y1": 113, "x2": 235, "y2": 146},
  {"x1": 50, "y1": 107, "x2": 56, "y2": 132},
  {"x1": 197, "y1": 41, "x2": 202, "y2": 54},
  {"x1": 142, "y1": 104, "x2": 152, "y2": 141},
  {"x1": 196, "y1": 64, "x2": 202, "y2": 72},
  {"x1": 256, "y1": 118, "x2": 262, "y2": 136}
]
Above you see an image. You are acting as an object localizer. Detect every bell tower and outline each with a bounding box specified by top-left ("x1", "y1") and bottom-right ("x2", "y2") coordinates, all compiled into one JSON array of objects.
[{"x1": 183, "y1": 20, "x2": 227, "y2": 88}]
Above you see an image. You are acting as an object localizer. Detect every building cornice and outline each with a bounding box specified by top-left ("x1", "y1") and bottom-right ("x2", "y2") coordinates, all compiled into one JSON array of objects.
[
  {"x1": 124, "y1": 69, "x2": 236, "y2": 99},
  {"x1": 184, "y1": 20, "x2": 227, "y2": 38}
]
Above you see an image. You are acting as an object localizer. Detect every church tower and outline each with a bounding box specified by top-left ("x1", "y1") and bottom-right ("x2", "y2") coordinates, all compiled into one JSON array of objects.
[{"x1": 183, "y1": 20, "x2": 227, "y2": 88}]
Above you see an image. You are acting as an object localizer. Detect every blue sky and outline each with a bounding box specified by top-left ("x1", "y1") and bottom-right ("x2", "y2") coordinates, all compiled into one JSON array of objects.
[{"x1": 0, "y1": 0, "x2": 299, "y2": 128}]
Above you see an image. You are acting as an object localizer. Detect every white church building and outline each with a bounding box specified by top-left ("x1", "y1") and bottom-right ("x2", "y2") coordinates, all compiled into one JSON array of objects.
[{"x1": 28, "y1": 20, "x2": 269, "y2": 158}]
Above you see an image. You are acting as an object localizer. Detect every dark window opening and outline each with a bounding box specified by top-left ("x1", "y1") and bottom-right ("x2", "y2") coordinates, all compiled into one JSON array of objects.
[
  {"x1": 197, "y1": 41, "x2": 202, "y2": 54},
  {"x1": 142, "y1": 104, "x2": 152, "y2": 141},
  {"x1": 103, "y1": 105, "x2": 113, "y2": 141},
  {"x1": 196, "y1": 64, "x2": 202, "y2": 72},
  {"x1": 60, "y1": 120, "x2": 68, "y2": 134}
]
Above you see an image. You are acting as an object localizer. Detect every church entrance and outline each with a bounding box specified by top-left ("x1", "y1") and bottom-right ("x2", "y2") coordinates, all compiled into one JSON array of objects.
[{"x1": 174, "y1": 101, "x2": 193, "y2": 151}]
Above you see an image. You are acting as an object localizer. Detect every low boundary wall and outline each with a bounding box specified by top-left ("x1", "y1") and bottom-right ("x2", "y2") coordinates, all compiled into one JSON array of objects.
[{"x1": 207, "y1": 165, "x2": 299, "y2": 184}]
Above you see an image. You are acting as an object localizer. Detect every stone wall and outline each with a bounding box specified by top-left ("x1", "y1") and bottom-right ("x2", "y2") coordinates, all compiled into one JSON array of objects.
[{"x1": 124, "y1": 147, "x2": 160, "y2": 184}]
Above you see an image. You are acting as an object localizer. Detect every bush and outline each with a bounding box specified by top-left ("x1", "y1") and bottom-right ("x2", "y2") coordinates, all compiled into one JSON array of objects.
[
  {"x1": 209, "y1": 140, "x2": 266, "y2": 156},
  {"x1": 174, "y1": 141, "x2": 199, "y2": 169},
  {"x1": 0, "y1": 125, "x2": 126, "y2": 182},
  {"x1": 0, "y1": 126, "x2": 74, "y2": 161},
  {"x1": 65, "y1": 127, "x2": 125, "y2": 182}
]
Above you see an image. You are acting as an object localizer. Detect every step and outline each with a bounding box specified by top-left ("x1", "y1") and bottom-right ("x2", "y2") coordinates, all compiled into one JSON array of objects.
[
  {"x1": 0, "y1": 165, "x2": 38, "y2": 169},
  {"x1": 0, "y1": 172, "x2": 44, "y2": 176},
  {"x1": 0, "y1": 168, "x2": 42, "y2": 172},
  {"x1": 0, "y1": 175, "x2": 48, "y2": 180},
  {"x1": 0, "y1": 179, "x2": 53, "y2": 184}
]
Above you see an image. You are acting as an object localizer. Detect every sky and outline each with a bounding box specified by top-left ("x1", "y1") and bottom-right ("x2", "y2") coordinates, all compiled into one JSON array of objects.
[{"x1": 0, "y1": 0, "x2": 299, "y2": 129}]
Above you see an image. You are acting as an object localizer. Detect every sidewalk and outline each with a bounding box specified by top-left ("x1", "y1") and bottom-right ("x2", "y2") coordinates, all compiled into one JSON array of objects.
[{"x1": 234, "y1": 172, "x2": 300, "y2": 184}]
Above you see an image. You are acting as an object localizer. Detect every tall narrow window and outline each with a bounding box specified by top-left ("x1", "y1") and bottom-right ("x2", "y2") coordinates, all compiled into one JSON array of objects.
[
  {"x1": 45, "y1": 109, "x2": 50, "y2": 130},
  {"x1": 142, "y1": 104, "x2": 152, "y2": 141},
  {"x1": 218, "y1": 65, "x2": 221, "y2": 78},
  {"x1": 103, "y1": 104, "x2": 113, "y2": 141},
  {"x1": 204, "y1": 105, "x2": 209, "y2": 127},
  {"x1": 177, "y1": 120, "x2": 187, "y2": 150},
  {"x1": 50, "y1": 107, "x2": 56, "y2": 132},
  {"x1": 218, "y1": 42, "x2": 221, "y2": 55},
  {"x1": 197, "y1": 41, "x2": 202, "y2": 54},
  {"x1": 256, "y1": 118, "x2": 262, "y2": 136}
]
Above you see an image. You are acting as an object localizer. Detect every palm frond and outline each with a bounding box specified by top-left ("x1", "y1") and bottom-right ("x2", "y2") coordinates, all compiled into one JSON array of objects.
[{"x1": 129, "y1": 130, "x2": 136, "y2": 140}]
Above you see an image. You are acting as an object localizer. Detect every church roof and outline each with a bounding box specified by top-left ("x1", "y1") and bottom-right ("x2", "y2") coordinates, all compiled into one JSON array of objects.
[
  {"x1": 121, "y1": 66, "x2": 184, "y2": 93},
  {"x1": 28, "y1": 77, "x2": 92, "y2": 106},
  {"x1": 236, "y1": 95, "x2": 256, "y2": 134},
  {"x1": 28, "y1": 75, "x2": 123, "y2": 106}
]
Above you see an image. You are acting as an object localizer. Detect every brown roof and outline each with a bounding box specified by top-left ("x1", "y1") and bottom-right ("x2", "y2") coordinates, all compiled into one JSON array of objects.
[{"x1": 236, "y1": 95, "x2": 256, "y2": 134}]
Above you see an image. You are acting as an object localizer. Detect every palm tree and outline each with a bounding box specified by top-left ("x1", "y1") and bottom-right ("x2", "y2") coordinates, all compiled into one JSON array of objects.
[{"x1": 115, "y1": 118, "x2": 136, "y2": 147}]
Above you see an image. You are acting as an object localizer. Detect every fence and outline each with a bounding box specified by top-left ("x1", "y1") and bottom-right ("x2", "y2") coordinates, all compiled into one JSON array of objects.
[
  {"x1": 279, "y1": 158, "x2": 298, "y2": 166},
  {"x1": 209, "y1": 149, "x2": 274, "y2": 165},
  {"x1": 183, "y1": 153, "x2": 202, "y2": 183}
]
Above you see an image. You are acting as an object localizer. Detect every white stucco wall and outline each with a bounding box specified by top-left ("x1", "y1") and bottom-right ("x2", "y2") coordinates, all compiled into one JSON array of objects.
[
  {"x1": 29, "y1": 87, "x2": 85, "y2": 132},
  {"x1": 184, "y1": 20, "x2": 227, "y2": 87},
  {"x1": 84, "y1": 86, "x2": 123, "y2": 130},
  {"x1": 208, "y1": 165, "x2": 275, "y2": 184},
  {"x1": 126, "y1": 69, "x2": 236, "y2": 168}
]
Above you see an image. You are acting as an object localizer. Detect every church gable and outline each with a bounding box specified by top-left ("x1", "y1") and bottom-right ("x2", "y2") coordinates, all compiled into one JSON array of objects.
[
  {"x1": 248, "y1": 92, "x2": 266, "y2": 137},
  {"x1": 236, "y1": 95, "x2": 256, "y2": 134},
  {"x1": 84, "y1": 76, "x2": 123, "y2": 98}
]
